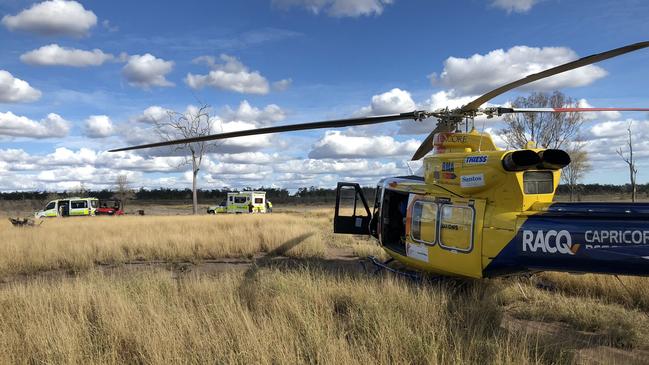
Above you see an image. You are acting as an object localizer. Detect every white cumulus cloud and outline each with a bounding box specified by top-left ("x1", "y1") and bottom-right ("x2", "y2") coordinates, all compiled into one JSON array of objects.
[
  {"x1": 0, "y1": 70, "x2": 42, "y2": 103},
  {"x1": 491, "y1": 0, "x2": 538, "y2": 13},
  {"x1": 134, "y1": 106, "x2": 172, "y2": 124},
  {"x1": 185, "y1": 54, "x2": 270, "y2": 94},
  {"x1": 0, "y1": 111, "x2": 70, "y2": 138},
  {"x1": 272, "y1": 0, "x2": 393, "y2": 17},
  {"x1": 20, "y1": 44, "x2": 113, "y2": 67},
  {"x1": 122, "y1": 53, "x2": 174, "y2": 89},
  {"x1": 221, "y1": 100, "x2": 286, "y2": 126},
  {"x1": 84, "y1": 115, "x2": 114, "y2": 138},
  {"x1": 1, "y1": 0, "x2": 97, "y2": 36},
  {"x1": 431, "y1": 46, "x2": 608, "y2": 96},
  {"x1": 357, "y1": 88, "x2": 416, "y2": 116},
  {"x1": 309, "y1": 130, "x2": 419, "y2": 158}
]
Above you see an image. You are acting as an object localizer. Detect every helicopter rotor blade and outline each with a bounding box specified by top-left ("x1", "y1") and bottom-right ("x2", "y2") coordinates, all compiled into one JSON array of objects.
[
  {"x1": 109, "y1": 111, "x2": 427, "y2": 152},
  {"x1": 412, "y1": 41, "x2": 649, "y2": 160},
  {"x1": 493, "y1": 107, "x2": 649, "y2": 115},
  {"x1": 461, "y1": 41, "x2": 649, "y2": 112}
]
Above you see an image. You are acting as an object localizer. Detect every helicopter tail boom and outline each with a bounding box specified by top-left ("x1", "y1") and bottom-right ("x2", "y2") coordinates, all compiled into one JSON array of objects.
[{"x1": 484, "y1": 202, "x2": 649, "y2": 277}]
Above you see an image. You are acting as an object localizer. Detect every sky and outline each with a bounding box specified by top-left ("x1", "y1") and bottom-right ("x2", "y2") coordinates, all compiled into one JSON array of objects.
[{"x1": 1, "y1": 0, "x2": 649, "y2": 192}]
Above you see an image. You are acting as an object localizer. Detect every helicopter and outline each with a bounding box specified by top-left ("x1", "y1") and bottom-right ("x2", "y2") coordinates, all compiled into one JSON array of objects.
[{"x1": 111, "y1": 41, "x2": 649, "y2": 279}]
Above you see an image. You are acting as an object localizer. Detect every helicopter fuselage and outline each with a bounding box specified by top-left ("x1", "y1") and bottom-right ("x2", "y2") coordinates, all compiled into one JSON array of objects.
[{"x1": 334, "y1": 131, "x2": 649, "y2": 278}]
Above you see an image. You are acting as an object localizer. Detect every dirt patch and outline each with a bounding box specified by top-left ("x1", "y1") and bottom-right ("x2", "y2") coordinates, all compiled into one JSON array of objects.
[
  {"x1": 0, "y1": 245, "x2": 365, "y2": 286},
  {"x1": 502, "y1": 314, "x2": 649, "y2": 364}
]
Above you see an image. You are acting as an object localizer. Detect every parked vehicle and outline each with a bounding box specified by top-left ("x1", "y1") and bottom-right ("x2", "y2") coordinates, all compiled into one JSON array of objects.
[
  {"x1": 35, "y1": 197, "x2": 98, "y2": 218},
  {"x1": 96, "y1": 199, "x2": 125, "y2": 216},
  {"x1": 207, "y1": 191, "x2": 268, "y2": 214}
]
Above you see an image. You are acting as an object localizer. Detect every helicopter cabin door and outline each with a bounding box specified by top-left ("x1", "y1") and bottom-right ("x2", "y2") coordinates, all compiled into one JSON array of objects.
[
  {"x1": 406, "y1": 196, "x2": 486, "y2": 278},
  {"x1": 334, "y1": 182, "x2": 371, "y2": 235}
]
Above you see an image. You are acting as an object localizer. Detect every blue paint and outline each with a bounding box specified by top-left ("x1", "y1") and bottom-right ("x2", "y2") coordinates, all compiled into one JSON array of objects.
[{"x1": 484, "y1": 202, "x2": 649, "y2": 277}]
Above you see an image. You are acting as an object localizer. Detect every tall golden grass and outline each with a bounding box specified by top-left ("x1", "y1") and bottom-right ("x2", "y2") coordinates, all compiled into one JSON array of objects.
[
  {"x1": 0, "y1": 211, "x2": 380, "y2": 277},
  {"x1": 0, "y1": 267, "x2": 548, "y2": 364},
  {"x1": 1, "y1": 207, "x2": 649, "y2": 363}
]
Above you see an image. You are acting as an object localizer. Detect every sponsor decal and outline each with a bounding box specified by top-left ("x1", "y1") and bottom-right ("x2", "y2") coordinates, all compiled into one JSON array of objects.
[
  {"x1": 585, "y1": 230, "x2": 649, "y2": 248},
  {"x1": 464, "y1": 155, "x2": 488, "y2": 165},
  {"x1": 441, "y1": 223, "x2": 459, "y2": 231},
  {"x1": 438, "y1": 162, "x2": 457, "y2": 179},
  {"x1": 406, "y1": 243, "x2": 429, "y2": 262},
  {"x1": 446, "y1": 135, "x2": 468, "y2": 144},
  {"x1": 522, "y1": 230, "x2": 574, "y2": 255},
  {"x1": 442, "y1": 162, "x2": 454, "y2": 172},
  {"x1": 460, "y1": 173, "x2": 485, "y2": 188}
]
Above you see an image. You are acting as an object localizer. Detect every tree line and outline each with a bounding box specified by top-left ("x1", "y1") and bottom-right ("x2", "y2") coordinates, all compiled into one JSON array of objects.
[
  {"x1": 0, "y1": 186, "x2": 379, "y2": 205},
  {"x1": 0, "y1": 184, "x2": 646, "y2": 204}
]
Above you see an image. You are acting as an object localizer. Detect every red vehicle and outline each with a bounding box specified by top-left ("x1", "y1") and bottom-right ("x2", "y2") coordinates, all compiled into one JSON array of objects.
[{"x1": 96, "y1": 199, "x2": 125, "y2": 216}]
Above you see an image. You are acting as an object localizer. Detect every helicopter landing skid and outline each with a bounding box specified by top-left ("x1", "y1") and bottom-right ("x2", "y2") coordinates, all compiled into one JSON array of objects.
[{"x1": 363, "y1": 256, "x2": 421, "y2": 281}]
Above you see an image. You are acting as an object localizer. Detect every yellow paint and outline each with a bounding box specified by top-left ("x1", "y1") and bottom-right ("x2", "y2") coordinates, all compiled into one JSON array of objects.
[{"x1": 382, "y1": 130, "x2": 562, "y2": 278}]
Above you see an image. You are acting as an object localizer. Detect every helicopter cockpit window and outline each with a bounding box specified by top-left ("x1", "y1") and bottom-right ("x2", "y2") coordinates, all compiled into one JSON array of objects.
[
  {"x1": 45, "y1": 202, "x2": 56, "y2": 210},
  {"x1": 523, "y1": 171, "x2": 554, "y2": 194},
  {"x1": 411, "y1": 201, "x2": 437, "y2": 245},
  {"x1": 439, "y1": 205, "x2": 474, "y2": 252},
  {"x1": 234, "y1": 196, "x2": 247, "y2": 204}
]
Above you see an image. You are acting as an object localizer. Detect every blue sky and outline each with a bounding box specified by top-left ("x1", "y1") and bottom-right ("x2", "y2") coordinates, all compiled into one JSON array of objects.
[{"x1": 1, "y1": 0, "x2": 649, "y2": 192}]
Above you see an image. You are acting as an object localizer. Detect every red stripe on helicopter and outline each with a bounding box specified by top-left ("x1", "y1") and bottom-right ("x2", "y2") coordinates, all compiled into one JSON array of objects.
[{"x1": 552, "y1": 107, "x2": 649, "y2": 112}]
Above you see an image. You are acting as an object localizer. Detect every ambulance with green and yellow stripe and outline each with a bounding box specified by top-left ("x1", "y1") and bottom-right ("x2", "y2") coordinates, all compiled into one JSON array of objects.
[{"x1": 35, "y1": 197, "x2": 99, "y2": 218}]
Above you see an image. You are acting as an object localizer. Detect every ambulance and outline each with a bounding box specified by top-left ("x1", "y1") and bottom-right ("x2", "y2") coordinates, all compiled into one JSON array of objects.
[
  {"x1": 207, "y1": 191, "x2": 268, "y2": 214},
  {"x1": 35, "y1": 197, "x2": 99, "y2": 218}
]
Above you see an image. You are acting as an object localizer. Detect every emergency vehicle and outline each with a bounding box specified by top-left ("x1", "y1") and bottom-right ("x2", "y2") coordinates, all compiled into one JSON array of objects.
[
  {"x1": 207, "y1": 191, "x2": 268, "y2": 214},
  {"x1": 35, "y1": 197, "x2": 99, "y2": 218}
]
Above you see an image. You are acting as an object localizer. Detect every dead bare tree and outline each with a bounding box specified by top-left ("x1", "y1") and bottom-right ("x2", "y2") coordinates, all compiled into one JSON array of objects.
[
  {"x1": 154, "y1": 105, "x2": 215, "y2": 215},
  {"x1": 115, "y1": 174, "x2": 134, "y2": 210},
  {"x1": 562, "y1": 141, "x2": 591, "y2": 201},
  {"x1": 499, "y1": 91, "x2": 583, "y2": 149},
  {"x1": 617, "y1": 121, "x2": 638, "y2": 202}
]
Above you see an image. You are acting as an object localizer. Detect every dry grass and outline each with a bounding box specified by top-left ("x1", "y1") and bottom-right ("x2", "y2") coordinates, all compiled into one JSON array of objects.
[
  {"x1": 0, "y1": 267, "x2": 548, "y2": 365},
  {"x1": 499, "y1": 277, "x2": 649, "y2": 349},
  {"x1": 2, "y1": 206, "x2": 649, "y2": 363},
  {"x1": 0, "y1": 214, "x2": 330, "y2": 276},
  {"x1": 0, "y1": 209, "x2": 381, "y2": 277}
]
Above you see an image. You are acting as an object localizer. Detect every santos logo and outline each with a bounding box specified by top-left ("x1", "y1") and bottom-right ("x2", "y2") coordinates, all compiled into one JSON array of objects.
[{"x1": 522, "y1": 230, "x2": 574, "y2": 255}]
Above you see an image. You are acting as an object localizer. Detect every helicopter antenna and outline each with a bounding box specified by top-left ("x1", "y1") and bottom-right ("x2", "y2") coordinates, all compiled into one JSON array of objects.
[
  {"x1": 477, "y1": 117, "x2": 486, "y2": 152},
  {"x1": 405, "y1": 161, "x2": 414, "y2": 175}
]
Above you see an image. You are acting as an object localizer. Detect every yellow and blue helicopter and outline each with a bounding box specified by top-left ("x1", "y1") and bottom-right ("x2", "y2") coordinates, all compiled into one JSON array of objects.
[{"x1": 112, "y1": 41, "x2": 649, "y2": 279}]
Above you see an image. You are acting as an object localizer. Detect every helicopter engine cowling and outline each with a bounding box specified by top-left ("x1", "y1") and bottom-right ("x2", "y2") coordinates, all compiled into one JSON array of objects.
[
  {"x1": 537, "y1": 149, "x2": 571, "y2": 170},
  {"x1": 502, "y1": 150, "x2": 541, "y2": 171}
]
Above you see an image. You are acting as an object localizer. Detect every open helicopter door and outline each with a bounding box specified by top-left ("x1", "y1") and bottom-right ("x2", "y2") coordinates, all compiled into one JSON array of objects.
[{"x1": 334, "y1": 182, "x2": 372, "y2": 235}]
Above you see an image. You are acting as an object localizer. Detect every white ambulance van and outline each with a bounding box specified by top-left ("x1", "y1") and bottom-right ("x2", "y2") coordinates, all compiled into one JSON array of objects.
[
  {"x1": 35, "y1": 197, "x2": 99, "y2": 218},
  {"x1": 207, "y1": 191, "x2": 267, "y2": 214}
]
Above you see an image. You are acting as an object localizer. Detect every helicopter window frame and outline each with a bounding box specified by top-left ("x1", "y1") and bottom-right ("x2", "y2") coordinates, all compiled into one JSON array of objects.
[
  {"x1": 410, "y1": 200, "x2": 438, "y2": 246},
  {"x1": 438, "y1": 203, "x2": 475, "y2": 253},
  {"x1": 523, "y1": 171, "x2": 554, "y2": 194}
]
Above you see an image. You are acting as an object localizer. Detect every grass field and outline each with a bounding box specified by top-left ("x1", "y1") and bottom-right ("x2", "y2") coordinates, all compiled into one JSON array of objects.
[{"x1": 1, "y1": 207, "x2": 649, "y2": 364}]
